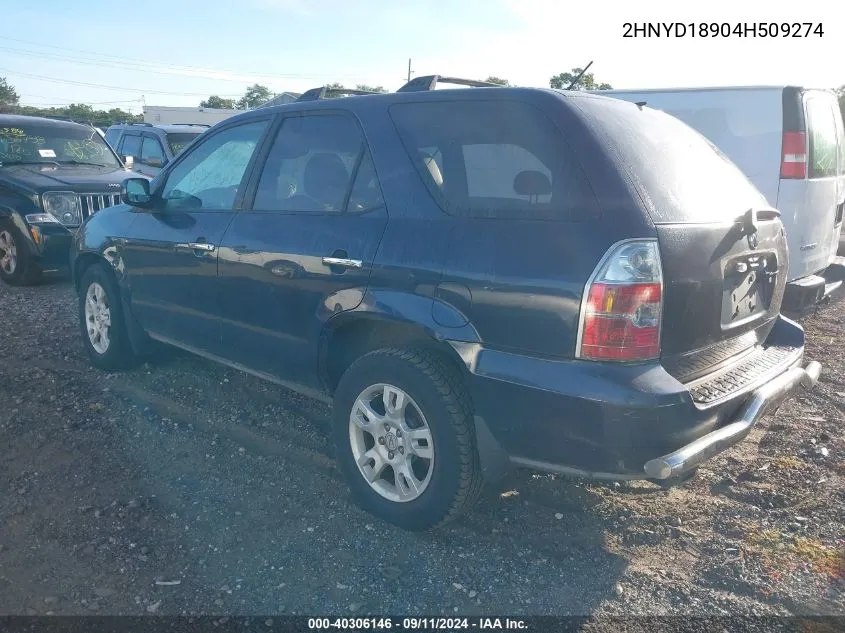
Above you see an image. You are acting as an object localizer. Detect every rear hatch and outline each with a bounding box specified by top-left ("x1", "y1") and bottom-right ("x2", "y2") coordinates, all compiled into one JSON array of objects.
[{"x1": 571, "y1": 95, "x2": 790, "y2": 382}]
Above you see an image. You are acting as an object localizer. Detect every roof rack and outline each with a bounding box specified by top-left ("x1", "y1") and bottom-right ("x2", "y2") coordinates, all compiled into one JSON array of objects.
[
  {"x1": 169, "y1": 123, "x2": 211, "y2": 127},
  {"x1": 296, "y1": 86, "x2": 381, "y2": 102},
  {"x1": 396, "y1": 75, "x2": 501, "y2": 93}
]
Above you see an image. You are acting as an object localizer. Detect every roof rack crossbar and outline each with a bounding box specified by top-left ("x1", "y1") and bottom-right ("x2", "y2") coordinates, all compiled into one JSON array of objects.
[
  {"x1": 295, "y1": 86, "x2": 381, "y2": 102},
  {"x1": 170, "y1": 123, "x2": 211, "y2": 127},
  {"x1": 396, "y1": 75, "x2": 501, "y2": 93}
]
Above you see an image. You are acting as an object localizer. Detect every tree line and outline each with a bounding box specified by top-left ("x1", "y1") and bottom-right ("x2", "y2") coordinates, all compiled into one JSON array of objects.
[
  {"x1": 0, "y1": 69, "x2": 609, "y2": 125},
  {"x1": 5, "y1": 73, "x2": 845, "y2": 127},
  {"x1": 197, "y1": 68, "x2": 614, "y2": 109}
]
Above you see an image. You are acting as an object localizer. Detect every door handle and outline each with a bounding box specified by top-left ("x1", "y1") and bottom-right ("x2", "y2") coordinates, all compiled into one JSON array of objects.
[
  {"x1": 175, "y1": 242, "x2": 216, "y2": 252},
  {"x1": 322, "y1": 256, "x2": 362, "y2": 269}
]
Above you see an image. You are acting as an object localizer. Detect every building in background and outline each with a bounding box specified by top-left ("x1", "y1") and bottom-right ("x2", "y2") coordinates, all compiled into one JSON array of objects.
[{"x1": 143, "y1": 105, "x2": 241, "y2": 126}]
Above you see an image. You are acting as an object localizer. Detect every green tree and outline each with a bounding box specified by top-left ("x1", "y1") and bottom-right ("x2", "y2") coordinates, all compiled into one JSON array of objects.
[
  {"x1": 355, "y1": 84, "x2": 386, "y2": 93},
  {"x1": 485, "y1": 76, "x2": 510, "y2": 86},
  {"x1": 0, "y1": 77, "x2": 20, "y2": 113},
  {"x1": 237, "y1": 84, "x2": 273, "y2": 109},
  {"x1": 200, "y1": 95, "x2": 236, "y2": 109},
  {"x1": 549, "y1": 67, "x2": 612, "y2": 90}
]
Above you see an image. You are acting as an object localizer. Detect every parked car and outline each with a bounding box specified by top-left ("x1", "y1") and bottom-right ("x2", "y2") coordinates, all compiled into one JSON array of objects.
[
  {"x1": 71, "y1": 80, "x2": 820, "y2": 530},
  {"x1": 0, "y1": 114, "x2": 146, "y2": 285},
  {"x1": 104, "y1": 123, "x2": 208, "y2": 178},
  {"x1": 594, "y1": 86, "x2": 845, "y2": 313}
]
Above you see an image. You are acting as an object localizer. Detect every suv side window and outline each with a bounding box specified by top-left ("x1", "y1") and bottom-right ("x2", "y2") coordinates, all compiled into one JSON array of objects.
[
  {"x1": 140, "y1": 135, "x2": 166, "y2": 167},
  {"x1": 120, "y1": 134, "x2": 142, "y2": 159},
  {"x1": 389, "y1": 100, "x2": 599, "y2": 221},
  {"x1": 104, "y1": 128, "x2": 122, "y2": 148},
  {"x1": 161, "y1": 120, "x2": 268, "y2": 211},
  {"x1": 253, "y1": 113, "x2": 383, "y2": 213},
  {"x1": 806, "y1": 96, "x2": 838, "y2": 179}
]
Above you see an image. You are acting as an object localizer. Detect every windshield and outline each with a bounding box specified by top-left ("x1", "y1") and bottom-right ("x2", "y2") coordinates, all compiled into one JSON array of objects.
[
  {"x1": 166, "y1": 132, "x2": 202, "y2": 156},
  {"x1": 0, "y1": 122, "x2": 121, "y2": 167}
]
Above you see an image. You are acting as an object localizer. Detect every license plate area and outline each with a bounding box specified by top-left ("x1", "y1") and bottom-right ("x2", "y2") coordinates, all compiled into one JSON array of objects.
[{"x1": 721, "y1": 252, "x2": 778, "y2": 326}]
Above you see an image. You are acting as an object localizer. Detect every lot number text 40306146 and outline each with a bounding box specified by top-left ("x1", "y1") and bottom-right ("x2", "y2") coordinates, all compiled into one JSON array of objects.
[{"x1": 623, "y1": 22, "x2": 824, "y2": 38}]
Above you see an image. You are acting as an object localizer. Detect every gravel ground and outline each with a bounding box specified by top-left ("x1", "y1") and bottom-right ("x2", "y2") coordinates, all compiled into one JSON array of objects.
[{"x1": 0, "y1": 278, "x2": 843, "y2": 617}]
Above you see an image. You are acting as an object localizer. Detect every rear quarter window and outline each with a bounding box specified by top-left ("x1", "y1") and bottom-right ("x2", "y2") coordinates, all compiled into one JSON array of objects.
[{"x1": 388, "y1": 100, "x2": 600, "y2": 221}]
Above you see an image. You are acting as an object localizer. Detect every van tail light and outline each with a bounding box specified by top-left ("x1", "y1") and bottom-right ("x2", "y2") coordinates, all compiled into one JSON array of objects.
[
  {"x1": 577, "y1": 240, "x2": 663, "y2": 362},
  {"x1": 780, "y1": 131, "x2": 807, "y2": 179}
]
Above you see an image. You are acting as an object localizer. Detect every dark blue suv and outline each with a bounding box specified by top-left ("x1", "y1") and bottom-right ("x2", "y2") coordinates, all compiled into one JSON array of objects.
[{"x1": 71, "y1": 78, "x2": 821, "y2": 530}]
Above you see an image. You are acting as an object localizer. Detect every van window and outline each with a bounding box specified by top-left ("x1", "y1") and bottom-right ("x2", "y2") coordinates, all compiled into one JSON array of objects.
[
  {"x1": 389, "y1": 100, "x2": 599, "y2": 221},
  {"x1": 806, "y1": 97, "x2": 838, "y2": 179}
]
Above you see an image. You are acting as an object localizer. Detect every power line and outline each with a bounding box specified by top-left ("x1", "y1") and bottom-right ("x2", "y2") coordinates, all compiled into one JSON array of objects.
[
  {"x1": 0, "y1": 38, "x2": 377, "y2": 82},
  {"x1": 0, "y1": 67, "x2": 243, "y2": 97},
  {"x1": 20, "y1": 94, "x2": 143, "y2": 105}
]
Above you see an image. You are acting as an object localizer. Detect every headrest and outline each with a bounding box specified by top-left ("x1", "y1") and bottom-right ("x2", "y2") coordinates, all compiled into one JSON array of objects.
[
  {"x1": 420, "y1": 152, "x2": 444, "y2": 187},
  {"x1": 513, "y1": 170, "x2": 552, "y2": 196}
]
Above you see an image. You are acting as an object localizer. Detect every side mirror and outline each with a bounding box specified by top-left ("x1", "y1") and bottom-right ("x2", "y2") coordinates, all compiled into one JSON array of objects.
[
  {"x1": 122, "y1": 178, "x2": 153, "y2": 207},
  {"x1": 124, "y1": 155, "x2": 135, "y2": 169}
]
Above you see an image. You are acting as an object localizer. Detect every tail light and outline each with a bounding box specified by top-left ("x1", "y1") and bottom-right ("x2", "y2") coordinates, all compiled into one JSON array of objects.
[
  {"x1": 577, "y1": 240, "x2": 663, "y2": 362},
  {"x1": 780, "y1": 131, "x2": 807, "y2": 179}
]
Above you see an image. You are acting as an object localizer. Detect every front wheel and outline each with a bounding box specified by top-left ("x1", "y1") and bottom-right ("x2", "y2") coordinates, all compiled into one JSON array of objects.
[
  {"x1": 332, "y1": 348, "x2": 483, "y2": 531},
  {"x1": 0, "y1": 221, "x2": 41, "y2": 286},
  {"x1": 78, "y1": 264, "x2": 137, "y2": 370}
]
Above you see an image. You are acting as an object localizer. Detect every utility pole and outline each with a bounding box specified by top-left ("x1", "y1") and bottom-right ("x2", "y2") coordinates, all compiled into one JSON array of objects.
[{"x1": 407, "y1": 58, "x2": 413, "y2": 83}]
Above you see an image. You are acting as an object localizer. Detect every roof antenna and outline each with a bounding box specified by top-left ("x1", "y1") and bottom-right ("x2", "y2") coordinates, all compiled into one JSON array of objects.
[
  {"x1": 635, "y1": 101, "x2": 647, "y2": 109},
  {"x1": 565, "y1": 60, "x2": 593, "y2": 90}
]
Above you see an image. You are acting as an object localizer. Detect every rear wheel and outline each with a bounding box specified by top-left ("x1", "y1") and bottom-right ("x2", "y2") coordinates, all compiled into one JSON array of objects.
[
  {"x1": 78, "y1": 264, "x2": 137, "y2": 370},
  {"x1": 0, "y1": 221, "x2": 41, "y2": 286},
  {"x1": 332, "y1": 348, "x2": 483, "y2": 531}
]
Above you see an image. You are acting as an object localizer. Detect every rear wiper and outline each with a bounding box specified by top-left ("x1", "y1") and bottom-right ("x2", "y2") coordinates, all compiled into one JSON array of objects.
[{"x1": 739, "y1": 207, "x2": 781, "y2": 235}]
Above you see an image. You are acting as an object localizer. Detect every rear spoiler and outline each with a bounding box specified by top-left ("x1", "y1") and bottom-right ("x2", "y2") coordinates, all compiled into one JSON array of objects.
[
  {"x1": 296, "y1": 86, "x2": 381, "y2": 102},
  {"x1": 397, "y1": 75, "x2": 501, "y2": 92}
]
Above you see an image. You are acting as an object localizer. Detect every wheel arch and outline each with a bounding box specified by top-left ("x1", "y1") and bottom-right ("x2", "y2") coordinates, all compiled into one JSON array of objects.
[{"x1": 318, "y1": 308, "x2": 478, "y2": 396}]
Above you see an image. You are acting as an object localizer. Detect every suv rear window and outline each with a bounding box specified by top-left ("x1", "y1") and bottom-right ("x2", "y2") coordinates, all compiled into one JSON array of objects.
[
  {"x1": 569, "y1": 94, "x2": 769, "y2": 224},
  {"x1": 389, "y1": 100, "x2": 599, "y2": 221},
  {"x1": 806, "y1": 96, "x2": 839, "y2": 179}
]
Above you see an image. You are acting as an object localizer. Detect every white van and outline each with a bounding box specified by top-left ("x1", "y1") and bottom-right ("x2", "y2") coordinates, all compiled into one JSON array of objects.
[{"x1": 594, "y1": 86, "x2": 845, "y2": 312}]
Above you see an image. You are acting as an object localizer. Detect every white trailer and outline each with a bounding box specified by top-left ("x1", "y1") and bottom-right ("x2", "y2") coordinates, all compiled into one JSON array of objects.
[{"x1": 143, "y1": 105, "x2": 241, "y2": 126}]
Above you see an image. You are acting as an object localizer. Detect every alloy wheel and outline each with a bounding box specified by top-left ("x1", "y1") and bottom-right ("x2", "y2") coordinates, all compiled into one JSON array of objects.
[{"x1": 348, "y1": 383, "x2": 435, "y2": 503}]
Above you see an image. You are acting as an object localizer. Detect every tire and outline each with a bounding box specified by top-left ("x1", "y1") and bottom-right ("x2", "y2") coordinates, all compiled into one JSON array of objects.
[
  {"x1": 332, "y1": 348, "x2": 483, "y2": 531},
  {"x1": 0, "y1": 220, "x2": 41, "y2": 286},
  {"x1": 78, "y1": 263, "x2": 137, "y2": 370}
]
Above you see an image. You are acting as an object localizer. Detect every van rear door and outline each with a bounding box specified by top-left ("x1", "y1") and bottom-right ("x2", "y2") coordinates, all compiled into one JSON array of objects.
[
  {"x1": 571, "y1": 94, "x2": 789, "y2": 381},
  {"x1": 777, "y1": 89, "x2": 844, "y2": 280}
]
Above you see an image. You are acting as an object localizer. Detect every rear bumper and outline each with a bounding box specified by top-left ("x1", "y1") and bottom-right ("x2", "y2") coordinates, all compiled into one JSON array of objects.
[
  {"x1": 782, "y1": 257, "x2": 845, "y2": 313},
  {"x1": 644, "y1": 359, "x2": 820, "y2": 479},
  {"x1": 459, "y1": 315, "x2": 819, "y2": 480}
]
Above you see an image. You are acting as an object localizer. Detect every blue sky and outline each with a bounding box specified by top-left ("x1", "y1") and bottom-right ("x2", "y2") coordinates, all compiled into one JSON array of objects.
[{"x1": 1, "y1": 0, "x2": 839, "y2": 111}]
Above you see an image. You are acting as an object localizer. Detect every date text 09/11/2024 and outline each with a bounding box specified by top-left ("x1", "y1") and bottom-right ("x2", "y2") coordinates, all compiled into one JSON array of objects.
[
  {"x1": 307, "y1": 618, "x2": 528, "y2": 630},
  {"x1": 623, "y1": 22, "x2": 824, "y2": 38}
]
